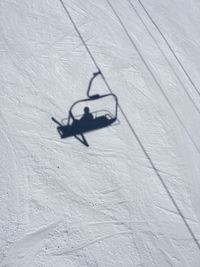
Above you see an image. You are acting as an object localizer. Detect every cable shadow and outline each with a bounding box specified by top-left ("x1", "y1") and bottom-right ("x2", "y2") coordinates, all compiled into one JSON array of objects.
[
  {"x1": 135, "y1": 0, "x2": 200, "y2": 98},
  {"x1": 128, "y1": 0, "x2": 200, "y2": 115}
]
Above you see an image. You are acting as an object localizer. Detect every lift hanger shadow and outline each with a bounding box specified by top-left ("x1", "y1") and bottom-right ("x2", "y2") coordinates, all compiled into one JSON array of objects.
[{"x1": 52, "y1": 71, "x2": 119, "y2": 147}]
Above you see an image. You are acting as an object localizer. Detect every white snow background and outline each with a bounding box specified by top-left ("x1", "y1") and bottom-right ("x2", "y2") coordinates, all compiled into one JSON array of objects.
[{"x1": 1, "y1": 0, "x2": 200, "y2": 266}]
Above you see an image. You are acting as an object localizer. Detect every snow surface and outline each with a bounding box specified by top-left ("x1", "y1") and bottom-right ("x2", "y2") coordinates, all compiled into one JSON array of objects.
[{"x1": 1, "y1": 0, "x2": 200, "y2": 266}]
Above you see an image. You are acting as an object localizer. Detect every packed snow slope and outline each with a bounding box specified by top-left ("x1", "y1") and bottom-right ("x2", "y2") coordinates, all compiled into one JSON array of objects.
[{"x1": 1, "y1": 0, "x2": 200, "y2": 266}]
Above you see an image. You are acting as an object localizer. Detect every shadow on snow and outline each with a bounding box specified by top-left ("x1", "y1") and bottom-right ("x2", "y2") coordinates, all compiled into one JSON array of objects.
[{"x1": 52, "y1": 71, "x2": 119, "y2": 147}]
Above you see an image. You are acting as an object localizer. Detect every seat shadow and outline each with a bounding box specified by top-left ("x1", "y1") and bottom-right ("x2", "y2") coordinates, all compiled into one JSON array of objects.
[{"x1": 52, "y1": 108, "x2": 120, "y2": 146}]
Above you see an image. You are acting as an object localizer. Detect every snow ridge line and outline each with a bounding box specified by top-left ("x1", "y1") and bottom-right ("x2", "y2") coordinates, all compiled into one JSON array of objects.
[
  {"x1": 58, "y1": 0, "x2": 200, "y2": 251},
  {"x1": 127, "y1": 0, "x2": 200, "y2": 115},
  {"x1": 106, "y1": 0, "x2": 200, "y2": 155},
  {"x1": 135, "y1": 0, "x2": 200, "y2": 98}
]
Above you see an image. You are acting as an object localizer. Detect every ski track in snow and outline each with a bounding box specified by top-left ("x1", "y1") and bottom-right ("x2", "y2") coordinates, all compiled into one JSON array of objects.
[{"x1": 0, "y1": 0, "x2": 200, "y2": 266}]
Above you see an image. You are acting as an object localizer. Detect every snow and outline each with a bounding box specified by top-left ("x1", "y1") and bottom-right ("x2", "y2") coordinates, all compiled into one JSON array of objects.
[{"x1": 0, "y1": 0, "x2": 200, "y2": 266}]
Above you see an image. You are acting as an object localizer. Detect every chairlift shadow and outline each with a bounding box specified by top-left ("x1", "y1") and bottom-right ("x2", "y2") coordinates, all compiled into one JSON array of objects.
[{"x1": 52, "y1": 71, "x2": 119, "y2": 147}]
